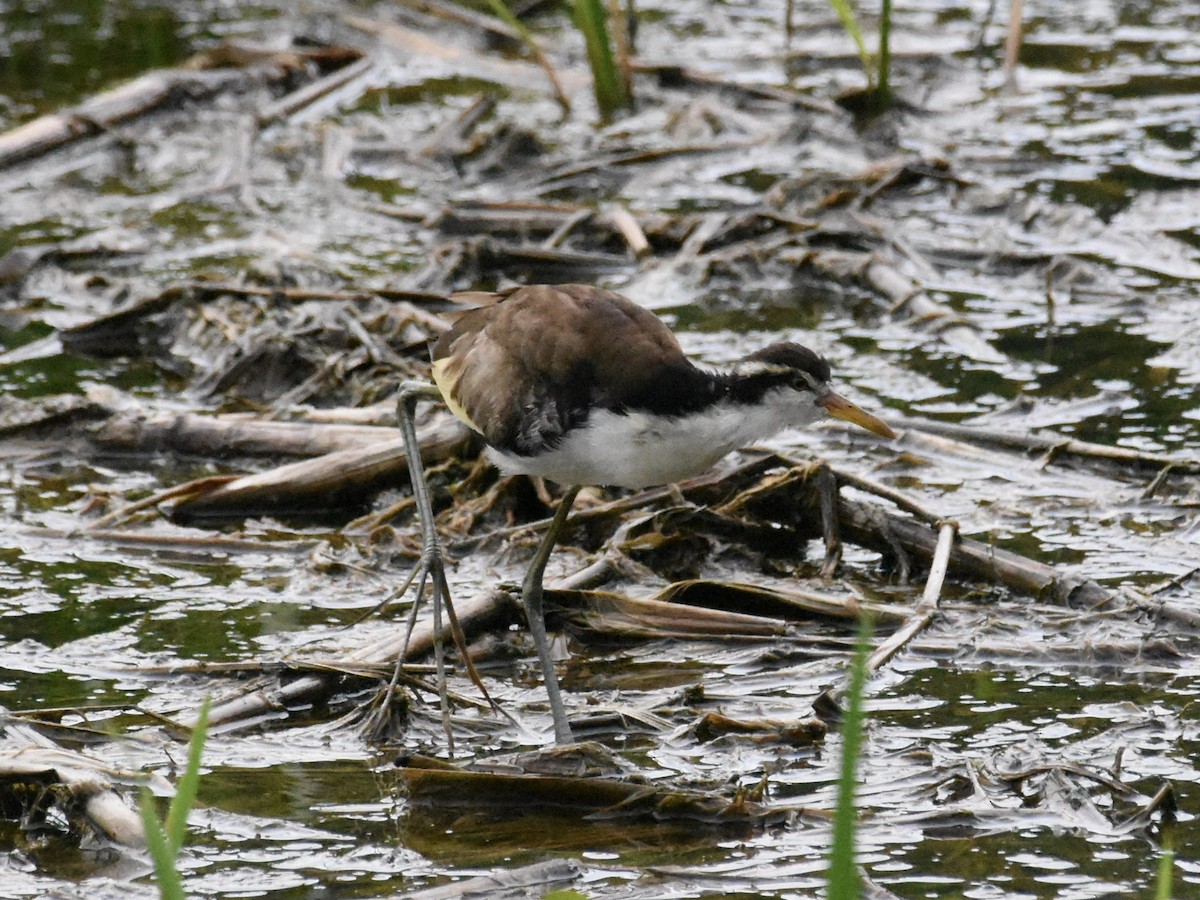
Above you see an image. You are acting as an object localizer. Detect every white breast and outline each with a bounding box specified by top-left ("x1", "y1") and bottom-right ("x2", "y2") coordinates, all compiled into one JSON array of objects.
[{"x1": 487, "y1": 391, "x2": 825, "y2": 488}]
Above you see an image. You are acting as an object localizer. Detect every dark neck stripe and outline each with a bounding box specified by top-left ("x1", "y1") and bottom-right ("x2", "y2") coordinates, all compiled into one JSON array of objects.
[
  {"x1": 607, "y1": 364, "x2": 799, "y2": 417},
  {"x1": 606, "y1": 362, "x2": 724, "y2": 417},
  {"x1": 497, "y1": 362, "x2": 803, "y2": 457},
  {"x1": 724, "y1": 369, "x2": 800, "y2": 407}
]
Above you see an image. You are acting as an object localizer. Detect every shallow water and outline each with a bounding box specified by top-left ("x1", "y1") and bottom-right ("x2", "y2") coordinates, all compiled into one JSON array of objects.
[{"x1": 0, "y1": 0, "x2": 1198, "y2": 898}]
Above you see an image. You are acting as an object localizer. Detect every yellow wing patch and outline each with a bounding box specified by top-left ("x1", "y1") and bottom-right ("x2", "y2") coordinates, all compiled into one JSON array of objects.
[{"x1": 431, "y1": 357, "x2": 481, "y2": 433}]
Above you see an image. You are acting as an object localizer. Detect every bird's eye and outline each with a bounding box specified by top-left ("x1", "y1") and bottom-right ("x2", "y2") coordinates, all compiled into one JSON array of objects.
[{"x1": 792, "y1": 371, "x2": 817, "y2": 392}]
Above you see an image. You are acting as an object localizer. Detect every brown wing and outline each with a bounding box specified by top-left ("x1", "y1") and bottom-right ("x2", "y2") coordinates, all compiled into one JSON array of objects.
[{"x1": 431, "y1": 284, "x2": 701, "y2": 455}]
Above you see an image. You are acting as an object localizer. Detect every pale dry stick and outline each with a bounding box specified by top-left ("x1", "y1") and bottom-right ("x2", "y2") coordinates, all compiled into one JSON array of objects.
[
  {"x1": 542, "y1": 208, "x2": 595, "y2": 249},
  {"x1": 87, "y1": 476, "x2": 238, "y2": 529},
  {"x1": 1142, "y1": 463, "x2": 1178, "y2": 499},
  {"x1": 395, "y1": 0, "x2": 523, "y2": 41},
  {"x1": 553, "y1": 590, "x2": 790, "y2": 641},
  {"x1": 132, "y1": 659, "x2": 435, "y2": 678},
  {"x1": 2, "y1": 752, "x2": 147, "y2": 846},
  {"x1": 629, "y1": 59, "x2": 841, "y2": 114},
  {"x1": 1004, "y1": 0, "x2": 1025, "y2": 74},
  {"x1": 0, "y1": 721, "x2": 148, "y2": 848},
  {"x1": 168, "y1": 418, "x2": 470, "y2": 522},
  {"x1": 1119, "y1": 586, "x2": 1200, "y2": 630},
  {"x1": 834, "y1": 469, "x2": 937, "y2": 524},
  {"x1": 901, "y1": 417, "x2": 1200, "y2": 475},
  {"x1": 417, "y1": 94, "x2": 497, "y2": 159},
  {"x1": 1114, "y1": 782, "x2": 1177, "y2": 831},
  {"x1": 866, "y1": 258, "x2": 1006, "y2": 365},
  {"x1": 87, "y1": 421, "x2": 466, "y2": 528},
  {"x1": 401, "y1": 859, "x2": 584, "y2": 900},
  {"x1": 344, "y1": 494, "x2": 416, "y2": 533},
  {"x1": 864, "y1": 521, "x2": 957, "y2": 673},
  {"x1": 815, "y1": 521, "x2": 957, "y2": 715},
  {"x1": 433, "y1": 200, "x2": 594, "y2": 235},
  {"x1": 343, "y1": 13, "x2": 580, "y2": 111},
  {"x1": 93, "y1": 408, "x2": 400, "y2": 459},
  {"x1": 146, "y1": 657, "x2": 498, "y2": 728},
  {"x1": 653, "y1": 580, "x2": 911, "y2": 625},
  {"x1": 909, "y1": 633, "x2": 1184, "y2": 667},
  {"x1": 834, "y1": 492, "x2": 1109, "y2": 607},
  {"x1": 25, "y1": 527, "x2": 312, "y2": 559},
  {"x1": 0, "y1": 70, "x2": 215, "y2": 169},
  {"x1": 783, "y1": 248, "x2": 1004, "y2": 365},
  {"x1": 174, "y1": 595, "x2": 503, "y2": 735},
  {"x1": 258, "y1": 55, "x2": 373, "y2": 126},
  {"x1": 295, "y1": 405, "x2": 396, "y2": 426},
  {"x1": 535, "y1": 140, "x2": 762, "y2": 187},
  {"x1": 1149, "y1": 566, "x2": 1200, "y2": 599},
  {"x1": 606, "y1": 204, "x2": 651, "y2": 259},
  {"x1": 0, "y1": 46, "x2": 353, "y2": 169}
]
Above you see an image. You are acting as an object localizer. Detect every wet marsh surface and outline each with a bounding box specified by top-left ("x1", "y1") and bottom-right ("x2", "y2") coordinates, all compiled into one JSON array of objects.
[{"x1": 1, "y1": 0, "x2": 1199, "y2": 897}]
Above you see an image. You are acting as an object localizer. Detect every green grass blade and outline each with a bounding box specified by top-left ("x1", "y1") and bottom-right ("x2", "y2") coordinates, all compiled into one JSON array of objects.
[
  {"x1": 877, "y1": 0, "x2": 892, "y2": 103},
  {"x1": 827, "y1": 0, "x2": 874, "y2": 88},
  {"x1": 165, "y1": 698, "x2": 210, "y2": 855},
  {"x1": 573, "y1": 0, "x2": 631, "y2": 119},
  {"x1": 1156, "y1": 830, "x2": 1174, "y2": 900},
  {"x1": 482, "y1": 0, "x2": 571, "y2": 113},
  {"x1": 140, "y1": 790, "x2": 186, "y2": 900},
  {"x1": 828, "y1": 616, "x2": 872, "y2": 900},
  {"x1": 482, "y1": 0, "x2": 527, "y2": 35}
]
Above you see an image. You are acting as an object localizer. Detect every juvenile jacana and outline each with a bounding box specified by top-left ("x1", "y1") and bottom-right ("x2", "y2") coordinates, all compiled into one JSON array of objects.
[{"x1": 416, "y1": 283, "x2": 895, "y2": 744}]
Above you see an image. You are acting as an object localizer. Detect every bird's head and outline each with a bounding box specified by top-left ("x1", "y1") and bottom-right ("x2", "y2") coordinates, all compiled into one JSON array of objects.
[{"x1": 738, "y1": 342, "x2": 897, "y2": 439}]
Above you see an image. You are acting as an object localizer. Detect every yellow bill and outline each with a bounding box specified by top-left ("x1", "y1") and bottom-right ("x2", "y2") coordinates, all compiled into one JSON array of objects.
[{"x1": 819, "y1": 391, "x2": 897, "y2": 439}]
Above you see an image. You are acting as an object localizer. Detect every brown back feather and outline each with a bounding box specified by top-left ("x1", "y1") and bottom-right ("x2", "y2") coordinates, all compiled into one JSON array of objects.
[{"x1": 432, "y1": 284, "x2": 705, "y2": 454}]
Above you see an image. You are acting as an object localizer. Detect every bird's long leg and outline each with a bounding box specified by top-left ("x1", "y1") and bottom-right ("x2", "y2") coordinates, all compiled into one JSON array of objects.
[
  {"x1": 396, "y1": 381, "x2": 456, "y2": 753},
  {"x1": 521, "y1": 485, "x2": 581, "y2": 745}
]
